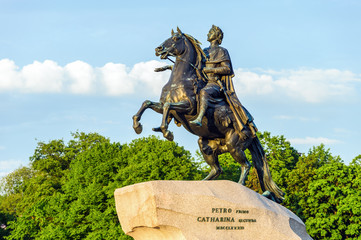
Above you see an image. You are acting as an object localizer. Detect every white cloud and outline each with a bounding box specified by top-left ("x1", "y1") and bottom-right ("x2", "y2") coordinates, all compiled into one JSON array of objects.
[
  {"x1": 0, "y1": 59, "x2": 21, "y2": 90},
  {"x1": 0, "y1": 59, "x2": 359, "y2": 102},
  {"x1": 232, "y1": 68, "x2": 360, "y2": 103},
  {"x1": 0, "y1": 59, "x2": 64, "y2": 93},
  {"x1": 98, "y1": 60, "x2": 170, "y2": 96},
  {"x1": 22, "y1": 60, "x2": 64, "y2": 93},
  {"x1": 99, "y1": 63, "x2": 133, "y2": 96},
  {"x1": 272, "y1": 69, "x2": 359, "y2": 103},
  {"x1": 130, "y1": 60, "x2": 170, "y2": 96},
  {"x1": 289, "y1": 137, "x2": 341, "y2": 145},
  {"x1": 0, "y1": 59, "x2": 169, "y2": 96},
  {"x1": 65, "y1": 61, "x2": 96, "y2": 94},
  {"x1": 233, "y1": 69, "x2": 274, "y2": 95},
  {"x1": 0, "y1": 59, "x2": 170, "y2": 97}
]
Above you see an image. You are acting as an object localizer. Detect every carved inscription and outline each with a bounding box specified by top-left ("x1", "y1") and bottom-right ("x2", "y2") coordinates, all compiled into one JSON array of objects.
[{"x1": 197, "y1": 208, "x2": 256, "y2": 230}]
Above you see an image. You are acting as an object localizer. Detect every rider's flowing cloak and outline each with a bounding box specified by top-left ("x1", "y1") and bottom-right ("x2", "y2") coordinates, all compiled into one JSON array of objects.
[
  {"x1": 204, "y1": 46, "x2": 257, "y2": 135},
  {"x1": 223, "y1": 73, "x2": 258, "y2": 135}
]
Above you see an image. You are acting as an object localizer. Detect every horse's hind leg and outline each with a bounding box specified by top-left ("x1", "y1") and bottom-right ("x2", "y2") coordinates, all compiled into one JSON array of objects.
[
  {"x1": 231, "y1": 148, "x2": 251, "y2": 185},
  {"x1": 225, "y1": 130, "x2": 251, "y2": 185},
  {"x1": 198, "y1": 137, "x2": 222, "y2": 180},
  {"x1": 132, "y1": 100, "x2": 163, "y2": 134}
]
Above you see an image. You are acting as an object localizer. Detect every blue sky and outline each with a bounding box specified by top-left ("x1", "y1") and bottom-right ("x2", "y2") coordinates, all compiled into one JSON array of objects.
[{"x1": 1, "y1": 0, "x2": 361, "y2": 176}]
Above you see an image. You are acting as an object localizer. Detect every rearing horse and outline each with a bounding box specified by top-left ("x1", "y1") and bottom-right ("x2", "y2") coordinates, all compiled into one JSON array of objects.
[{"x1": 132, "y1": 28, "x2": 284, "y2": 203}]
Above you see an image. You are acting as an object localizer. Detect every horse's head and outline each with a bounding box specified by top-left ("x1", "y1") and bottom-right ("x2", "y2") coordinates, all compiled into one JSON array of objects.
[{"x1": 155, "y1": 27, "x2": 187, "y2": 59}]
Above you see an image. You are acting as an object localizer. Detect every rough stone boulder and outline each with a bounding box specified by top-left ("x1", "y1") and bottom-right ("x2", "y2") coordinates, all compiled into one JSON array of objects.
[{"x1": 114, "y1": 180, "x2": 312, "y2": 240}]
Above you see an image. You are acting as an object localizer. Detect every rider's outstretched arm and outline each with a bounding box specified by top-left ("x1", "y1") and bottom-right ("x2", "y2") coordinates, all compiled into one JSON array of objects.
[{"x1": 154, "y1": 65, "x2": 173, "y2": 72}]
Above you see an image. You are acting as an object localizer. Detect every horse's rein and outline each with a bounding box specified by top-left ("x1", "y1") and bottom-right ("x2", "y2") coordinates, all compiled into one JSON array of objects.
[{"x1": 167, "y1": 56, "x2": 209, "y2": 83}]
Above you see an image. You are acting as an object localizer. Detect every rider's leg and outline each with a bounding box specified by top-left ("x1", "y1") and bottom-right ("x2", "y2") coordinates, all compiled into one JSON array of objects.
[{"x1": 190, "y1": 89, "x2": 208, "y2": 126}]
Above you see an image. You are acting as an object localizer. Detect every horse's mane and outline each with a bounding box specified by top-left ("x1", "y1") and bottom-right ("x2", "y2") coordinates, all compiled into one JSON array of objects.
[{"x1": 183, "y1": 33, "x2": 206, "y2": 70}]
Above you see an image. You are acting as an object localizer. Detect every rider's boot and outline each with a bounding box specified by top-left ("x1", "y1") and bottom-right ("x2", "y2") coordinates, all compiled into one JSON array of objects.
[{"x1": 191, "y1": 98, "x2": 207, "y2": 127}]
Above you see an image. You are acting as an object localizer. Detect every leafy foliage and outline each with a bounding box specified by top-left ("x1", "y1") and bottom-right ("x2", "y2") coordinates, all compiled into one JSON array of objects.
[
  {"x1": 302, "y1": 161, "x2": 361, "y2": 239},
  {"x1": 351, "y1": 154, "x2": 361, "y2": 166},
  {"x1": 285, "y1": 145, "x2": 341, "y2": 218},
  {"x1": 1, "y1": 133, "x2": 201, "y2": 240},
  {"x1": 1, "y1": 131, "x2": 361, "y2": 240}
]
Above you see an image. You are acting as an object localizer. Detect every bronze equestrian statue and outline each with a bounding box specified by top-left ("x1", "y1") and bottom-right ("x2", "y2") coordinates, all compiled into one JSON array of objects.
[{"x1": 132, "y1": 26, "x2": 284, "y2": 203}]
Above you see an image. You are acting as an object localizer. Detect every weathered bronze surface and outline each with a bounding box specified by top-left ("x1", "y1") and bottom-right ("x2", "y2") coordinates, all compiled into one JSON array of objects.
[{"x1": 132, "y1": 26, "x2": 284, "y2": 203}]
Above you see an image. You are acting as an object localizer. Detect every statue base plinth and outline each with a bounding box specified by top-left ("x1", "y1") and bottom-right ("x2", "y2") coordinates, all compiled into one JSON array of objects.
[{"x1": 114, "y1": 180, "x2": 312, "y2": 240}]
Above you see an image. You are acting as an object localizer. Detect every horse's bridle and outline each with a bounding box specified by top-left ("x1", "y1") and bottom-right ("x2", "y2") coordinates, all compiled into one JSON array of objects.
[
  {"x1": 157, "y1": 34, "x2": 209, "y2": 82},
  {"x1": 169, "y1": 55, "x2": 209, "y2": 83}
]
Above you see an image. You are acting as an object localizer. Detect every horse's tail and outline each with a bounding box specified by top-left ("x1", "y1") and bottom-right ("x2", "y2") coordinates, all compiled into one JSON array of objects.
[{"x1": 248, "y1": 136, "x2": 284, "y2": 202}]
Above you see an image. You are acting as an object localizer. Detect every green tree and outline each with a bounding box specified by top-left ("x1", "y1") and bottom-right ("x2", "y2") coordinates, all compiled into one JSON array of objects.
[
  {"x1": 4, "y1": 132, "x2": 111, "y2": 240},
  {"x1": 3, "y1": 133, "x2": 201, "y2": 240},
  {"x1": 116, "y1": 136, "x2": 202, "y2": 186},
  {"x1": 303, "y1": 161, "x2": 361, "y2": 239},
  {"x1": 4, "y1": 131, "x2": 360, "y2": 240},
  {"x1": 285, "y1": 144, "x2": 342, "y2": 220},
  {"x1": 351, "y1": 154, "x2": 361, "y2": 166},
  {"x1": 0, "y1": 166, "x2": 34, "y2": 238},
  {"x1": 0, "y1": 166, "x2": 34, "y2": 215},
  {"x1": 0, "y1": 206, "x2": 13, "y2": 239}
]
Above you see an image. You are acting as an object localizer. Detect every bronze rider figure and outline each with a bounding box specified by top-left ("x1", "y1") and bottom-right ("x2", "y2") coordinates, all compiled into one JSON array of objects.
[{"x1": 190, "y1": 25, "x2": 257, "y2": 137}]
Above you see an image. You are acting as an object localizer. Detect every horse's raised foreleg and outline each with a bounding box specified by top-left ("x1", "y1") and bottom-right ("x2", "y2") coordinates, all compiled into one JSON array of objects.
[
  {"x1": 198, "y1": 137, "x2": 223, "y2": 180},
  {"x1": 159, "y1": 101, "x2": 191, "y2": 141},
  {"x1": 132, "y1": 100, "x2": 163, "y2": 134},
  {"x1": 152, "y1": 117, "x2": 172, "y2": 133}
]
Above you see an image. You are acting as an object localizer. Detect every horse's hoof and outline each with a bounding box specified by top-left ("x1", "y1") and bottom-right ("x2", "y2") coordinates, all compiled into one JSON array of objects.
[
  {"x1": 202, "y1": 168, "x2": 222, "y2": 180},
  {"x1": 152, "y1": 127, "x2": 162, "y2": 132},
  {"x1": 132, "y1": 115, "x2": 143, "y2": 134},
  {"x1": 164, "y1": 130, "x2": 174, "y2": 141},
  {"x1": 202, "y1": 176, "x2": 212, "y2": 181},
  {"x1": 133, "y1": 122, "x2": 143, "y2": 134},
  {"x1": 238, "y1": 180, "x2": 246, "y2": 186},
  {"x1": 262, "y1": 191, "x2": 283, "y2": 204},
  {"x1": 202, "y1": 170, "x2": 215, "y2": 180}
]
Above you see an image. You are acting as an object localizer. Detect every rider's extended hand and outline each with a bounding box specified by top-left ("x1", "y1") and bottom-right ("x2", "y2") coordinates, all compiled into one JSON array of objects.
[{"x1": 154, "y1": 65, "x2": 172, "y2": 72}]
